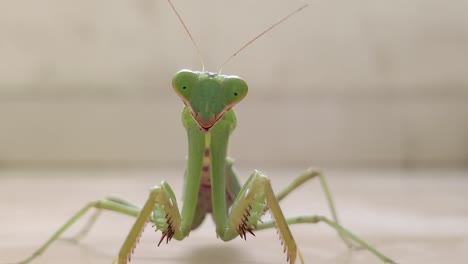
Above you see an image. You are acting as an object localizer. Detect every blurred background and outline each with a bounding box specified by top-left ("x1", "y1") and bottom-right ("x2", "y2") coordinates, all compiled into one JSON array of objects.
[
  {"x1": 1, "y1": 1, "x2": 468, "y2": 264},
  {"x1": 0, "y1": 0, "x2": 467, "y2": 169}
]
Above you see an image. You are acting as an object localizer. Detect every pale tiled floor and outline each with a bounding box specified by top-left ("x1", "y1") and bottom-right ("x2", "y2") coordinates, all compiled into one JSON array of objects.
[{"x1": 1, "y1": 168, "x2": 467, "y2": 264}]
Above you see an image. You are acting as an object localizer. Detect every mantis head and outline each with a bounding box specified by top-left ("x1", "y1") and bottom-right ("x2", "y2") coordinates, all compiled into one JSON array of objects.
[
  {"x1": 167, "y1": 0, "x2": 306, "y2": 132},
  {"x1": 172, "y1": 69, "x2": 248, "y2": 131}
]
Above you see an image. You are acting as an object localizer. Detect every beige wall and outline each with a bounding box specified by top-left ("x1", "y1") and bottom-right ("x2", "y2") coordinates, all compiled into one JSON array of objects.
[{"x1": 0, "y1": 0, "x2": 467, "y2": 168}]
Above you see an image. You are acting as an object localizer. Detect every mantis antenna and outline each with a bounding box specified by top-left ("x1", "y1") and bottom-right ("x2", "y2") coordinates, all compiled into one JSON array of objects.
[
  {"x1": 218, "y1": 3, "x2": 309, "y2": 74},
  {"x1": 167, "y1": 0, "x2": 206, "y2": 72}
]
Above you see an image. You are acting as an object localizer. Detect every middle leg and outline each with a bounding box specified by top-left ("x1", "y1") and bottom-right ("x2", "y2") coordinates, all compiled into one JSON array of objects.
[
  {"x1": 66, "y1": 196, "x2": 141, "y2": 243},
  {"x1": 255, "y1": 215, "x2": 397, "y2": 264},
  {"x1": 271, "y1": 167, "x2": 359, "y2": 249}
]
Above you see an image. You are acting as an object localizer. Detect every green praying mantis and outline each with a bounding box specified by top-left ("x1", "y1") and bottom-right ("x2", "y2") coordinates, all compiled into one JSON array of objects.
[{"x1": 13, "y1": 1, "x2": 397, "y2": 264}]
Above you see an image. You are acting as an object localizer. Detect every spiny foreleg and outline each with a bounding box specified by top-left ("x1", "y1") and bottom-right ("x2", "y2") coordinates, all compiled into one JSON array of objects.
[{"x1": 115, "y1": 181, "x2": 182, "y2": 264}]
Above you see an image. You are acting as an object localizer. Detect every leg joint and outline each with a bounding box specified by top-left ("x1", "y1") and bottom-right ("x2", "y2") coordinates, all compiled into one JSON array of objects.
[{"x1": 305, "y1": 167, "x2": 323, "y2": 177}]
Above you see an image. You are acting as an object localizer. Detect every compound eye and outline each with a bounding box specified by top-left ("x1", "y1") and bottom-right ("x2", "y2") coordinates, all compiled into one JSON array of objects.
[
  {"x1": 223, "y1": 77, "x2": 248, "y2": 106},
  {"x1": 172, "y1": 70, "x2": 198, "y2": 100}
]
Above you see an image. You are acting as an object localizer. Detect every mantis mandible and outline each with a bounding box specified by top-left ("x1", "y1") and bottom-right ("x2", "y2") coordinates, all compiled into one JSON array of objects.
[{"x1": 14, "y1": 1, "x2": 397, "y2": 264}]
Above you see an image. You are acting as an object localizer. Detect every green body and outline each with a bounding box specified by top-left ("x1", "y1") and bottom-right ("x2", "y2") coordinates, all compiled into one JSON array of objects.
[
  {"x1": 12, "y1": 69, "x2": 398, "y2": 264},
  {"x1": 173, "y1": 70, "x2": 247, "y2": 239},
  {"x1": 180, "y1": 106, "x2": 240, "y2": 236},
  {"x1": 13, "y1": 2, "x2": 398, "y2": 263}
]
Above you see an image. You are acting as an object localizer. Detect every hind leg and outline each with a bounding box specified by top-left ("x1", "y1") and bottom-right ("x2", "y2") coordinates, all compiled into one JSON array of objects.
[
  {"x1": 15, "y1": 198, "x2": 140, "y2": 264},
  {"x1": 270, "y1": 167, "x2": 359, "y2": 249}
]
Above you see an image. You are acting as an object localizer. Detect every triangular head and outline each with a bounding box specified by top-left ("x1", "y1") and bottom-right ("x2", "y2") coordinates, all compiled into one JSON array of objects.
[{"x1": 172, "y1": 70, "x2": 248, "y2": 132}]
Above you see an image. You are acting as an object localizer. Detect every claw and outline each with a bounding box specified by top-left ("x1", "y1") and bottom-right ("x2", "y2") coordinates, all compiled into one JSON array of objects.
[
  {"x1": 236, "y1": 203, "x2": 259, "y2": 240},
  {"x1": 158, "y1": 232, "x2": 167, "y2": 246},
  {"x1": 246, "y1": 228, "x2": 255, "y2": 237},
  {"x1": 153, "y1": 202, "x2": 178, "y2": 247}
]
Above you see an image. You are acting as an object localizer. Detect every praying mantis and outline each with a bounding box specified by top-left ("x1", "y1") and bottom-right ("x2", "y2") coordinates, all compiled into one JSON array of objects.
[{"x1": 13, "y1": 1, "x2": 397, "y2": 264}]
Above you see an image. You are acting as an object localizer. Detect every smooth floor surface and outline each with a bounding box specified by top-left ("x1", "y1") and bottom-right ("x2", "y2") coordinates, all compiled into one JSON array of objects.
[{"x1": 1, "y1": 168, "x2": 467, "y2": 264}]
